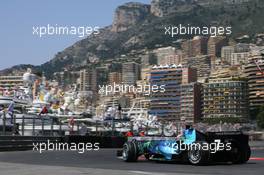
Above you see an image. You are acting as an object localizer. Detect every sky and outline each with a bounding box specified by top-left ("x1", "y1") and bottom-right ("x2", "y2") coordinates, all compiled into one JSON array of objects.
[{"x1": 0, "y1": 0, "x2": 151, "y2": 70}]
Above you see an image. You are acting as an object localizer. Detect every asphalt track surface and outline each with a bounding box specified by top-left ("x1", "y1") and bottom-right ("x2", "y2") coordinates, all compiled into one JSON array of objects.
[{"x1": 0, "y1": 149, "x2": 263, "y2": 175}]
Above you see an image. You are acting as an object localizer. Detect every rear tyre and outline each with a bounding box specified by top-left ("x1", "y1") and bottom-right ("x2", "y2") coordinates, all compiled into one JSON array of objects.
[
  {"x1": 245, "y1": 146, "x2": 251, "y2": 162},
  {"x1": 122, "y1": 142, "x2": 138, "y2": 162},
  {"x1": 232, "y1": 142, "x2": 251, "y2": 164},
  {"x1": 188, "y1": 142, "x2": 210, "y2": 165}
]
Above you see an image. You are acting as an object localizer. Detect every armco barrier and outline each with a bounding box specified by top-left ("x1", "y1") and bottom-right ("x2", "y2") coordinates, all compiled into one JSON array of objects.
[
  {"x1": 0, "y1": 136, "x2": 63, "y2": 151},
  {"x1": 64, "y1": 135, "x2": 127, "y2": 148},
  {"x1": 0, "y1": 135, "x2": 127, "y2": 151}
]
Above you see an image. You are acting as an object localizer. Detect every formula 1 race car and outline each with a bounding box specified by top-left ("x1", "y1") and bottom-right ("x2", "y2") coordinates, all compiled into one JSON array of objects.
[{"x1": 119, "y1": 129, "x2": 251, "y2": 165}]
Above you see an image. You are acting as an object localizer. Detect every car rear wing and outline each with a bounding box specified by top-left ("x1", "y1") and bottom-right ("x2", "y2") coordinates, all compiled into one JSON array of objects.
[{"x1": 205, "y1": 131, "x2": 249, "y2": 145}]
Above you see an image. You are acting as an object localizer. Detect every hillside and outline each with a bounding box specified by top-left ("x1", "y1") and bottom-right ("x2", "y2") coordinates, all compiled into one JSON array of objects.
[{"x1": 1, "y1": 0, "x2": 264, "y2": 78}]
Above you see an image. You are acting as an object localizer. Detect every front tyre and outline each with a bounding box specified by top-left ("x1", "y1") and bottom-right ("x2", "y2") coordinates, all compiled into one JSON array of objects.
[{"x1": 122, "y1": 142, "x2": 138, "y2": 162}]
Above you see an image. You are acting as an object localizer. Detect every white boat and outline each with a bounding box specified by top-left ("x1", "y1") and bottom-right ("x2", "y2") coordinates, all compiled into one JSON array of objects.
[
  {"x1": 0, "y1": 96, "x2": 13, "y2": 106},
  {"x1": 26, "y1": 100, "x2": 49, "y2": 114}
]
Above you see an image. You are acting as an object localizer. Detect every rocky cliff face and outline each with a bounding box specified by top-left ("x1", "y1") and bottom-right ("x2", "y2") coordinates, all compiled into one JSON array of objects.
[
  {"x1": 150, "y1": 0, "x2": 196, "y2": 17},
  {"x1": 111, "y1": 2, "x2": 150, "y2": 32},
  {"x1": 150, "y1": 0, "x2": 254, "y2": 17},
  {"x1": 2, "y1": 0, "x2": 264, "y2": 78}
]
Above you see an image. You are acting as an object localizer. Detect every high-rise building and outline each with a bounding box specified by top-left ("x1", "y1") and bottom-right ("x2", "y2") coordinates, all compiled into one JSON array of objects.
[
  {"x1": 53, "y1": 71, "x2": 79, "y2": 87},
  {"x1": 221, "y1": 46, "x2": 235, "y2": 63},
  {"x1": 207, "y1": 36, "x2": 228, "y2": 57},
  {"x1": 141, "y1": 52, "x2": 151, "y2": 67},
  {"x1": 149, "y1": 65, "x2": 197, "y2": 121},
  {"x1": 181, "y1": 36, "x2": 208, "y2": 57},
  {"x1": 181, "y1": 66, "x2": 197, "y2": 84},
  {"x1": 141, "y1": 52, "x2": 157, "y2": 67},
  {"x1": 108, "y1": 72, "x2": 122, "y2": 85},
  {"x1": 231, "y1": 52, "x2": 249, "y2": 65},
  {"x1": 203, "y1": 78, "x2": 249, "y2": 120},
  {"x1": 183, "y1": 55, "x2": 212, "y2": 80},
  {"x1": 155, "y1": 46, "x2": 183, "y2": 65},
  {"x1": 210, "y1": 66, "x2": 242, "y2": 80},
  {"x1": 79, "y1": 69, "x2": 99, "y2": 105},
  {"x1": 181, "y1": 39, "x2": 192, "y2": 57},
  {"x1": 158, "y1": 54, "x2": 183, "y2": 66},
  {"x1": 0, "y1": 75, "x2": 24, "y2": 96},
  {"x1": 235, "y1": 43, "x2": 250, "y2": 53},
  {"x1": 122, "y1": 62, "x2": 140, "y2": 85},
  {"x1": 180, "y1": 82, "x2": 202, "y2": 123},
  {"x1": 192, "y1": 36, "x2": 208, "y2": 56},
  {"x1": 221, "y1": 44, "x2": 251, "y2": 65},
  {"x1": 141, "y1": 67, "x2": 151, "y2": 81},
  {"x1": 79, "y1": 69, "x2": 97, "y2": 93},
  {"x1": 244, "y1": 52, "x2": 264, "y2": 110},
  {"x1": 0, "y1": 75, "x2": 24, "y2": 91}
]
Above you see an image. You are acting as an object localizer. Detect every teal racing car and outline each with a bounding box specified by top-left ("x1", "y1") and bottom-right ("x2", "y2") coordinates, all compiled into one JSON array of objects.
[{"x1": 120, "y1": 129, "x2": 251, "y2": 165}]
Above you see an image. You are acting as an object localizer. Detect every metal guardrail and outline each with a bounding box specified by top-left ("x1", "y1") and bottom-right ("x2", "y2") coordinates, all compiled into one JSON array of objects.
[
  {"x1": 0, "y1": 135, "x2": 126, "y2": 151},
  {"x1": 0, "y1": 112, "x2": 182, "y2": 137},
  {"x1": 0, "y1": 112, "x2": 83, "y2": 136},
  {"x1": 0, "y1": 135, "x2": 64, "y2": 151},
  {"x1": 1, "y1": 112, "x2": 252, "y2": 138}
]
